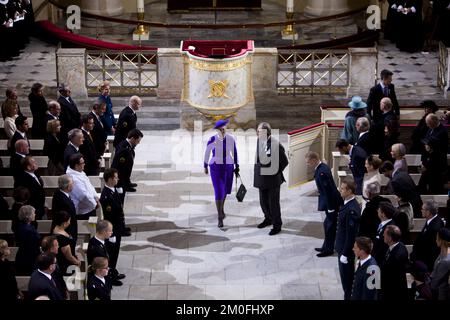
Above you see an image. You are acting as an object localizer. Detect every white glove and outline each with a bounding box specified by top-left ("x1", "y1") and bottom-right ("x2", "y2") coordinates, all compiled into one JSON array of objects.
[
  {"x1": 116, "y1": 187, "x2": 123, "y2": 194},
  {"x1": 109, "y1": 236, "x2": 116, "y2": 243},
  {"x1": 339, "y1": 255, "x2": 348, "y2": 264},
  {"x1": 410, "y1": 6, "x2": 416, "y2": 13},
  {"x1": 397, "y1": 5, "x2": 403, "y2": 11},
  {"x1": 391, "y1": 4, "x2": 397, "y2": 9}
]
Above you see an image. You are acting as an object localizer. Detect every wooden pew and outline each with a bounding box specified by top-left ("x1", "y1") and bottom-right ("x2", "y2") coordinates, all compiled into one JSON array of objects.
[
  {"x1": 0, "y1": 139, "x2": 44, "y2": 154},
  {"x1": 338, "y1": 171, "x2": 421, "y2": 186},
  {"x1": 1, "y1": 156, "x2": 48, "y2": 168}
]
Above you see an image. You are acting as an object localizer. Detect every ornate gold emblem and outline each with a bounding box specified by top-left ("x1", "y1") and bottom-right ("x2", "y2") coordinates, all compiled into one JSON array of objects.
[{"x1": 208, "y1": 80, "x2": 229, "y2": 99}]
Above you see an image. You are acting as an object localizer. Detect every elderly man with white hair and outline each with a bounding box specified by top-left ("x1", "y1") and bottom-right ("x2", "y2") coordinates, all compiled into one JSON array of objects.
[{"x1": 113, "y1": 95, "x2": 142, "y2": 147}]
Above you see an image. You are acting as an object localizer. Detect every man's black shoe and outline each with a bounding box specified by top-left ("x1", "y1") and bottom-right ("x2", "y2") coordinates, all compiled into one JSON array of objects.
[
  {"x1": 112, "y1": 279, "x2": 123, "y2": 286},
  {"x1": 125, "y1": 187, "x2": 136, "y2": 192},
  {"x1": 257, "y1": 220, "x2": 272, "y2": 229},
  {"x1": 122, "y1": 230, "x2": 132, "y2": 237},
  {"x1": 268, "y1": 228, "x2": 281, "y2": 236},
  {"x1": 115, "y1": 273, "x2": 126, "y2": 280},
  {"x1": 316, "y1": 251, "x2": 334, "y2": 257},
  {"x1": 129, "y1": 183, "x2": 138, "y2": 188},
  {"x1": 125, "y1": 227, "x2": 132, "y2": 232},
  {"x1": 314, "y1": 248, "x2": 323, "y2": 252}
]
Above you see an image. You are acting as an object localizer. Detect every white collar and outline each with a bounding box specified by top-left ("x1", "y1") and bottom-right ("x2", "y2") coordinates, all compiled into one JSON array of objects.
[
  {"x1": 389, "y1": 242, "x2": 400, "y2": 251},
  {"x1": 359, "y1": 131, "x2": 368, "y2": 138},
  {"x1": 380, "y1": 219, "x2": 392, "y2": 228},
  {"x1": 427, "y1": 215, "x2": 438, "y2": 225},
  {"x1": 359, "y1": 254, "x2": 372, "y2": 266},
  {"x1": 94, "y1": 236, "x2": 105, "y2": 245},
  {"x1": 17, "y1": 130, "x2": 26, "y2": 138},
  {"x1": 69, "y1": 142, "x2": 79, "y2": 151},
  {"x1": 38, "y1": 269, "x2": 52, "y2": 281},
  {"x1": 61, "y1": 190, "x2": 71, "y2": 198},
  {"x1": 95, "y1": 274, "x2": 106, "y2": 285},
  {"x1": 104, "y1": 185, "x2": 115, "y2": 193},
  {"x1": 128, "y1": 105, "x2": 136, "y2": 114},
  {"x1": 81, "y1": 128, "x2": 90, "y2": 134},
  {"x1": 344, "y1": 196, "x2": 355, "y2": 205},
  {"x1": 314, "y1": 161, "x2": 322, "y2": 171},
  {"x1": 15, "y1": 152, "x2": 26, "y2": 158}
]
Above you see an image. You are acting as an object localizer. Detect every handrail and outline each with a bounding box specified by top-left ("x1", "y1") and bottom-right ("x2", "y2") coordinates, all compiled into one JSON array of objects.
[{"x1": 47, "y1": 0, "x2": 366, "y2": 30}]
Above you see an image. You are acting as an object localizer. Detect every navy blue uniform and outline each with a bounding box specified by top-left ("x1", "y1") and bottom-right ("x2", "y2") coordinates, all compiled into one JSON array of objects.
[
  {"x1": 349, "y1": 145, "x2": 367, "y2": 195},
  {"x1": 335, "y1": 198, "x2": 361, "y2": 300},
  {"x1": 111, "y1": 140, "x2": 135, "y2": 190},
  {"x1": 351, "y1": 256, "x2": 379, "y2": 300},
  {"x1": 314, "y1": 163, "x2": 343, "y2": 253},
  {"x1": 114, "y1": 106, "x2": 137, "y2": 147}
]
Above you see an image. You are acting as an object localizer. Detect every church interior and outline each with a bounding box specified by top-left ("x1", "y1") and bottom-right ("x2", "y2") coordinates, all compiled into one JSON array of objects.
[{"x1": 0, "y1": 0, "x2": 449, "y2": 301}]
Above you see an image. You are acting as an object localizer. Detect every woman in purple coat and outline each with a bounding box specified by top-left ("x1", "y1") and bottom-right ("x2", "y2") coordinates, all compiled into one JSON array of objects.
[{"x1": 204, "y1": 119, "x2": 239, "y2": 228}]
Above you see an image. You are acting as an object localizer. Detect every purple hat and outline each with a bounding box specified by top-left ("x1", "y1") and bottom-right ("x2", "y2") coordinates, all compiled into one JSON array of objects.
[{"x1": 214, "y1": 119, "x2": 229, "y2": 129}]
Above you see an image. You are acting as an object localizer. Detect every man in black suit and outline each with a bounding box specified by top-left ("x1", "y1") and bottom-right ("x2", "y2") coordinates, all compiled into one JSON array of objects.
[
  {"x1": 305, "y1": 151, "x2": 342, "y2": 257},
  {"x1": 336, "y1": 139, "x2": 367, "y2": 195},
  {"x1": 380, "y1": 225, "x2": 409, "y2": 300},
  {"x1": 10, "y1": 139, "x2": 29, "y2": 179},
  {"x1": 52, "y1": 175, "x2": 77, "y2": 244},
  {"x1": 79, "y1": 114, "x2": 100, "y2": 176},
  {"x1": 113, "y1": 95, "x2": 141, "y2": 147},
  {"x1": 371, "y1": 97, "x2": 400, "y2": 159},
  {"x1": 350, "y1": 237, "x2": 378, "y2": 300},
  {"x1": 87, "y1": 220, "x2": 124, "y2": 286},
  {"x1": 13, "y1": 156, "x2": 46, "y2": 219},
  {"x1": 63, "y1": 128, "x2": 84, "y2": 171},
  {"x1": 28, "y1": 253, "x2": 65, "y2": 300},
  {"x1": 90, "y1": 101, "x2": 107, "y2": 158},
  {"x1": 424, "y1": 113, "x2": 449, "y2": 164},
  {"x1": 40, "y1": 236, "x2": 69, "y2": 300},
  {"x1": 58, "y1": 84, "x2": 80, "y2": 144},
  {"x1": 111, "y1": 129, "x2": 144, "y2": 193},
  {"x1": 380, "y1": 161, "x2": 422, "y2": 218},
  {"x1": 9, "y1": 115, "x2": 30, "y2": 155},
  {"x1": 335, "y1": 179, "x2": 361, "y2": 300},
  {"x1": 372, "y1": 202, "x2": 397, "y2": 265},
  {"x1": 101, "y1": 169, "x2": 131, "y2": 283},
  {"x1": 410, "y1": 200, "x2": 445, "y2": 271},
  {"x1": 354, "y1": 117, "x2": 372, "y2": 155},
  {"x1": 367, "y1": 69, "x2": 399, "y2": 123},
  {"x1": 358, "y1": 182, "x2": 390, "y2": 240},
  {"x1": 46, "y1": 100, "x2": 60, "y2": 123},
  {"x1": 253, "y1": 122, "x2": 289, "y2": 236}
]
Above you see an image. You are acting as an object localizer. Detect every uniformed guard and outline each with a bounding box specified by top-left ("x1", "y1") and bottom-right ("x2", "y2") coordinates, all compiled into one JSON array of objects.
[{"x1": 111, "y1": 128, "x2": 143, "y2": 193}]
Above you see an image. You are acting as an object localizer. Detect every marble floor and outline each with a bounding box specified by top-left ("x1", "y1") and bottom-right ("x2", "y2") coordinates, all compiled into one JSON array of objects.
[{"x1": 114, "y1": 130, "x2": 342, "y2": 300}]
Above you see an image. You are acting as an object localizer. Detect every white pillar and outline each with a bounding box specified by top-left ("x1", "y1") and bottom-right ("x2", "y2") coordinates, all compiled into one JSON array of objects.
[
  {"x1": 304, "y1": 0, "x2": 369, "y2": 17},
  {"x1": 346, "y1": 47, "x2": 378, "y2": 98},
  {"x1": 80, "y1": 0, "x2": 124, "y2": 16},
  {"x1": 157, "y1": 48, "x2": 184, "y2": 99},
  {"x1": 56, "y1": 48, "x2": 88, "y2": 99}
]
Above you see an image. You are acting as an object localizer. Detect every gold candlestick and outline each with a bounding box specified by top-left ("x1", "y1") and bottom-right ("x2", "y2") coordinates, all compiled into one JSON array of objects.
[
  {"x1": 282, "y1": 11, "x2": 295, "y2": 37},
  {"x1": 133, "y1": 9, "x2": 150, "y2": 41}
]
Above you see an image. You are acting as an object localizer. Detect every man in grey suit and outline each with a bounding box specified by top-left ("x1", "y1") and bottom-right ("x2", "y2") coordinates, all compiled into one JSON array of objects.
[
  {"x1": 351, "y1": 236, "x2": 378, "y2": 300},
  {"x1": 254, "y1": 122, "x2": 288, "y2": 236}
]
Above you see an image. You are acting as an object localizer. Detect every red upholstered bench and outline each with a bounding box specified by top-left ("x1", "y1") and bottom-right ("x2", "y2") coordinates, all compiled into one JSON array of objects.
[{"x1": 35, "y1": 20, "x2": 157, "y2": 51}]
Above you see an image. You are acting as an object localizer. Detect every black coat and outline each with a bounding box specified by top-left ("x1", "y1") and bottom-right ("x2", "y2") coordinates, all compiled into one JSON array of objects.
[
  {"x1": 0, "y1": 259, "x2": 20, "y2": 300},
  {"x1": 87, "y1": 273, "x2": 111, "y2": 300},
  {"x1": 28, "y1": 270, "x2": 64, "y2": 300},
  {"x1": 63, "y1": 143, "x2": 80, "y2": 171},
  {"x1": 79, "y1": 129, "x2": 99, "y2": 176},
  {"x1": 355, "y1": 132, "x2": 373, "y2": 156},
  {"x1": 114, "y1": 106, "x2": 137, "y2": 147},
  {"x1": 349, "y1": 145, "x2": 367, "y2": 179},
  {"x1": 87, "y1": 237, "x2": 109, "y2": 266},
  {"x1": 335, "y1": 198, "x2": 361, "y2": 257},
  {"x1": 100, "y1": 187, "x2": 125, "y2": 237},
  {"x1": 380, "y1": 242, "x2": 409, "y2": 300},
  {"x1": 351, "y1": 256, "x2": 379, "y2": 300},
  {"x1": 58, "y1": 95, "x2": 80, "y2": 141},
  {"x1": 28, "y1": 93, "x2": 48, "y2": 139},
  {"x1": 14, "y1": 223, "x2": 41, "y2": 276},
  {"x1": 111, "y1": 140, "x2": 135, "y2": 187},
  {"x1": 410, "y1": 115, "x2": 428, "y2": 154},
  {"x1": 10, "y1": 152, "x2": 26, "y2": 179},
  {"x1": 253, "y1": 137, "x2": 288, "y2": 190},
  {"x1": 14, "y1": 171, "x2": 45, "y2": 219},
  {"x1": 9, "y1": 131, "x2": 29, "y2": 155},
  {"x1": 367, "y1": 83, "x2": 400, "y2": 122},
  {"x1": 411, "y1": 216, "x2": 445, "y2": 271},
  {"x1": 90, "y1": 112, "x2": 107, "y2": 158},
  {"x1": 372, "y1": 220, "x2": 396, "y2": 265},
  {"x1": 358, "y1": 196, "x2": 390, "y2": 240},
  {"x1": 52, "y1": 190, "x2": 77, "y2": 243},
  {"x1": 389, "y1": 171, "x2": 422, "y2": 218},
  {"x1": 314, "y1": 163, "x2": 342, "y2": 211},
  {"x1": 43, "y1": 134, "x2": 64, "y2": 167}
]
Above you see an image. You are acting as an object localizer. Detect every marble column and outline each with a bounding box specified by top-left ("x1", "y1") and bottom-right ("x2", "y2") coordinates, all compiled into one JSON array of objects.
[
  {"x1": 346, "y1": 47, "x2": 377, "y2": 98},
  {"x1": 80, "y1": 0, "x2": 124, "y2": 16},
  {"x1": 157, "y1": 48, "x2": 184, "y2": 99},
  {"x1": 252, "y1": 48, "x2": 278, "y2": 95},
  {"x1": 56, "y1": 48, "x2": 88, "y2": 98}
]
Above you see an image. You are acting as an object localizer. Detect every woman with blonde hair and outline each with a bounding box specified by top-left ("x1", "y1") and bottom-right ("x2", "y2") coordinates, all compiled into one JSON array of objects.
[
  {"x1": 98, "y1": 81, "x2": 116, "y2": 135},
  {"x1": 0, "y1": 239, "x2": 23, "y2": 300},
  {"x1": 87, "y1": 257, "x2": 111, "y2": 300},
  {"x1": 390, "y1": 143, "x2": 407, "y2": 173},
  {"x1": 3, "y1": 99, "x2": 19, "y2": 141},
  {"x1": 43, "y1": 119, "x2": 64, "y2": 175}
]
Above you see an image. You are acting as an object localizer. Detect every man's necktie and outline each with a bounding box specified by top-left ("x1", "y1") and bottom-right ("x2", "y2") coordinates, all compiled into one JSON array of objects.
[
  {"x1": 385, "y1": 249, "x2": 391, "y2": 261},
  {"x1": 383, "y1": 86, "x2": 389, "y2": 97}
]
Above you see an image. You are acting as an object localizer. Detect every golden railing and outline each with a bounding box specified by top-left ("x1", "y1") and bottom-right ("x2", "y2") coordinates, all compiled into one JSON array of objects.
[
  {"x1": 85, "y1": 50, "x2": 158, "y2": 96},
  {"x1": 277, "y1": 49, "x2": 349, "y2": 96}
]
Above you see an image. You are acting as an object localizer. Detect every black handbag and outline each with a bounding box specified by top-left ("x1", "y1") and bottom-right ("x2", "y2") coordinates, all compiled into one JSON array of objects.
[{"x1": 235, "y1": 173, "x2": 247, "y2": 202}]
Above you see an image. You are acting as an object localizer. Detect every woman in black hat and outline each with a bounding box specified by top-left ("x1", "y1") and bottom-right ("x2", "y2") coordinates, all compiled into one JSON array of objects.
[{"x1": 204, "y1": 119, "x2": 239, "y2": 228}]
